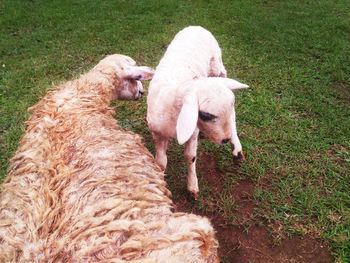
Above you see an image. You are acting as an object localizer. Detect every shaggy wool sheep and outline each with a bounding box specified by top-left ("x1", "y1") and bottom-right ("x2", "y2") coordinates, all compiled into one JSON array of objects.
[
  {"x1": 147, "y1": 26, "x2": 248, "y2": 199},
  {"x1": 0, "y1": 54, "x2": 219, "y2": 262}
]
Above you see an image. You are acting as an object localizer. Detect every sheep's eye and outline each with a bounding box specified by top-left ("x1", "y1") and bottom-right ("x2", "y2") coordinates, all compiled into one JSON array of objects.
[
  {"x1": 134, "y1": 75, "x2": 142, "y2": 81},
  {"x1": 199, "y1": 111, "x2": 217, "y2": 122}
]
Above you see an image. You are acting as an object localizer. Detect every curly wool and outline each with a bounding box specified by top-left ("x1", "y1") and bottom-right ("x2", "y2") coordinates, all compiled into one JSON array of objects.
[{"x1": 0, "y1": 56, "x2": 219, "y2": 262}]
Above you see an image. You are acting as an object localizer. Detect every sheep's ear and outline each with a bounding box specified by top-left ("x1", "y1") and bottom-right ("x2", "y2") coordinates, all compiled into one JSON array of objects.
[
  {"x1": 123, "y1": 66, "x2": 155, "y2": 81},
  {"x1": 220, "y1": 78, "x2": 249, "y2": 90},
  {"x1": 176, "y1": 93, "x2": 198, "y2": 145}
]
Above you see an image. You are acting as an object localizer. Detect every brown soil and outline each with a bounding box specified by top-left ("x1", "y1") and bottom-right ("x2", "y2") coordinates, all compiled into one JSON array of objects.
[{"x1": 171, "y1": 152, "x2": 334, "y2": 263}]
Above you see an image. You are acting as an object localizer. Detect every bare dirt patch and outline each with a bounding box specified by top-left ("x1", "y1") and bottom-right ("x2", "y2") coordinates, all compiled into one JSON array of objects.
[{"x1": 171, "y1": 152, "x2": 333, "y2": 263}]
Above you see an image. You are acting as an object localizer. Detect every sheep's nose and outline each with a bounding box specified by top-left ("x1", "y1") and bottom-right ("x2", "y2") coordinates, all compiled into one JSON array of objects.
[
  {"x1": 139, "y1": 90, "x2": 144, "y2": 96},
  {"x1": 221, "y1": 138, "x2": 230, "y2": 144}
]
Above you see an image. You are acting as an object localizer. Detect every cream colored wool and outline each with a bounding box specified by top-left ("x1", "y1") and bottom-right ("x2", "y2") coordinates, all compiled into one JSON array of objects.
[{"x1": 0, "y1": 54, "x2": 219, "y2": 262}]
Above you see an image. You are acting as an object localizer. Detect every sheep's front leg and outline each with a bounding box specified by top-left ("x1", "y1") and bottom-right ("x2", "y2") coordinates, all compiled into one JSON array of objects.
[
  {"x1": 230, "y1": 108, "x2": 245, "y2": 162},
  {"x1": 152, "y1": 132, "x2": 169, "y2": 171},
  {"x1": 184, "y1": 129, "x2": 200, "y2": 199}
]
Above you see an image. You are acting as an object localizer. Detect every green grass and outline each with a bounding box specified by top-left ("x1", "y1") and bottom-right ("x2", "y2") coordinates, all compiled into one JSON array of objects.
[{"x1": 1, "y1": 0, "x2": 349, "y2": 262}]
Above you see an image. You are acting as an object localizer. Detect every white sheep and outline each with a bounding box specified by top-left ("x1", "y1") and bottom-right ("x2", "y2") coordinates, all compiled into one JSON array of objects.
[
  {"x1": 0, "y1": 54, "x2": 219, "y2": 262},
  {"x1": 147, "y1": 26, "x2": 248, "y2": 199}
]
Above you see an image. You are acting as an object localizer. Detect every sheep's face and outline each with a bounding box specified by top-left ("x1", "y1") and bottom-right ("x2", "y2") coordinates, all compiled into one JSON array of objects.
[
  {"x1": 176, "y1": 77, "x2": 248, "y2": 148},
  {"x1": 95, "y1": 54, "x2": 154, "y2": 100},
  {"x1": 197, "y1": 89, "x2": 234, "y2": 145},
  {"x1": 116, "y1": 75, "x2": 145, "y2": 100}
]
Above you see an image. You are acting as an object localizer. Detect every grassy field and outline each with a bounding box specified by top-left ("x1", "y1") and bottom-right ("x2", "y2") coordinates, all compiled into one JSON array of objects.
[{"x1": 1, "y1": 0, "x2": 349, "y2": 262}]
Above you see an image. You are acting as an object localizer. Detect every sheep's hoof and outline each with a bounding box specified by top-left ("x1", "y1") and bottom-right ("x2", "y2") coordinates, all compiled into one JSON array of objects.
[
  {"x1": 186, "y1": 190, "x2": 199, "y2": 201},
  {"x1": 233, "y1": 151, "x2": 245, "y2": 163}
]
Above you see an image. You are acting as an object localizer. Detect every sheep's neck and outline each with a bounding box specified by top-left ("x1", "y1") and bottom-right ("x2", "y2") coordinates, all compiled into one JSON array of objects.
[{"x1": 70, "y1": 70, "x2": 119, "y2": 109}]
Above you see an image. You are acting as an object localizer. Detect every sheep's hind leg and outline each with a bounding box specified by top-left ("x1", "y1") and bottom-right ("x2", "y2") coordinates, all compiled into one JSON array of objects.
[{"x1": 184, "y1": 129, "x2": 200, "y2": 200}]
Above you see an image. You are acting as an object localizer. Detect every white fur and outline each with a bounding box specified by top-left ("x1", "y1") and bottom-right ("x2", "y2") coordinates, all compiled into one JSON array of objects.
[{"x1": 147, "y1": 26, "x2": 248, "y2": 198}]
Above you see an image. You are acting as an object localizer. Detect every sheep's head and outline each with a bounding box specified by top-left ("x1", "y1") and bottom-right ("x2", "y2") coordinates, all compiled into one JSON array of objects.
[
  {"x1": 176, "y1": 77, "x2": 248, "y2": 158},
  {"x1": 94, "y1": 54, "x2": 154, "y2": 100}
]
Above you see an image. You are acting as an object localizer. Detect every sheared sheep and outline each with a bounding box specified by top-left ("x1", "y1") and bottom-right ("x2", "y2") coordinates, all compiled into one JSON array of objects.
[
  {"x1": 147, "y1": 26, "x2": 248, "y2": 199},
  {"x1": 0, "y1": 54, "x2": 219, "y2": 262}
]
